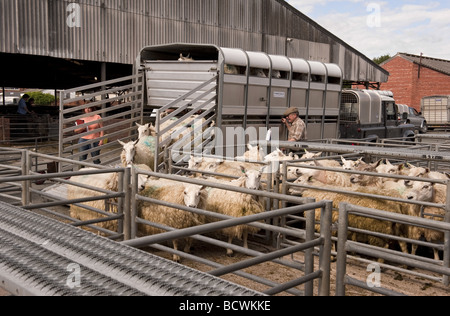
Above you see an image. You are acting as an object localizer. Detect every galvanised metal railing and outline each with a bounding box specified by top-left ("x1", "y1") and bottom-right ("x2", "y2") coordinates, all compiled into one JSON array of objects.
[{"x1": 336, "y1": 203, "x2": 450, "y2": 296}]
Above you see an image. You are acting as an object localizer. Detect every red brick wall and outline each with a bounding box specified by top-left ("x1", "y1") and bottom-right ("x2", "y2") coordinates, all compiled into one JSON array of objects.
[{"x1": 379, "y1": 56, "x2": 450, "y2": 111}]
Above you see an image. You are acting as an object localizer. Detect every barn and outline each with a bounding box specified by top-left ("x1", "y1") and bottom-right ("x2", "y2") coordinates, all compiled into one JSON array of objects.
[
  {"x1": 0, "y1": 0, "x2": 388, "y2": 91},
  {"x1": 379, "y1": 53, "x2": 450, "y2": 111}
]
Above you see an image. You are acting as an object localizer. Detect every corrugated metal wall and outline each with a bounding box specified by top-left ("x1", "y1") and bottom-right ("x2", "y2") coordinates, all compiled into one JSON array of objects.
[{"x1": 0, "y1": 0, "x2": 388, "y2": 82}]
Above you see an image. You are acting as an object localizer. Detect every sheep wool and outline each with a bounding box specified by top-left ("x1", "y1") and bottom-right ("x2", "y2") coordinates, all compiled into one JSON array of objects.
[
  {"x1": 203, "y1": 179, "x2": 264, "y2": 256},
  {"x1": 301, "y1": 187, "x2": 411, "y2": 256},
  {"x1": 68, "y1": 169, "x2": 120, "y2": 233},
  {"x1": 138, "y1": 180, "x2": 206, "y2": 262}
]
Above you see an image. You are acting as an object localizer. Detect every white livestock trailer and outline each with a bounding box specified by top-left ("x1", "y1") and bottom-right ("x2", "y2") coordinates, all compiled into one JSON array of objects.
[{"x1": 135, "y1": 43, "x2": 343, "y2": 169}]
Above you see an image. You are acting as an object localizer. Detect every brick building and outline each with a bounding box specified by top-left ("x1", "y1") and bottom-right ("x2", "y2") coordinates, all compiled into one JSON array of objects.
[{"x1": 378, "y1": 53, "x2": 450, "y2": 111}]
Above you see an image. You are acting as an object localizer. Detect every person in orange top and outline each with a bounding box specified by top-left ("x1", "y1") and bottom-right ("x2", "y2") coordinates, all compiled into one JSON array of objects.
[{"x1": 75, "y1": 106, "x2": 104, "y2": 164}]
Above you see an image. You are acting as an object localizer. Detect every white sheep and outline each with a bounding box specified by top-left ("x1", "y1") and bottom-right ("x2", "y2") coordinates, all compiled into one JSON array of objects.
[
  {"x1": 187, "y1": 155, "x2": 263, "y2": 181},
  {"x1": 178, "y1": 53, "x2": 194, "y2": 61},
  {"x1": 235, "y1": 144, "x2": 264, "y2": 162},
  {"x1": 202, "y1": 173, "x2": 265, "y2": 256},
  {"x1": 119, "y1": 137, "x2": 156, "y2": 171},
  {"x1": 299, "y1": 181, "x2": 434, "y2": 259},
  {"x1": 288, "y1": 151, "x2": 341, "y2": 180},
  {"x1": 408, "y1": 179, "x2": 447, "y2": 261},
  {"x1": 68, "y1": 166, "x2": 151, "y2": 233},
  {"x1": 136, "y1": 122, "x2": 155, "y2": 139},
  {"x1": 138, "y1": 179, "x2": 206, "y2": 262},
  {"x1": 341, "y1": 157, "x2": 366, "y2": 170}
]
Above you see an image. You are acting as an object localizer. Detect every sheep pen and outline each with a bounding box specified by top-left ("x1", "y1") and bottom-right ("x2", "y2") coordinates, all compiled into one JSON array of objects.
[{"x1": 33, "y1": 141, "x2": 450, "y2": 296}]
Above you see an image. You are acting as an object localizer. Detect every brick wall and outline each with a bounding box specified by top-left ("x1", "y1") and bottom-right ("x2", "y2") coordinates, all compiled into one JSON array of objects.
[{"x1": 379, "y1": 56, "x2": 450, "y2": 111}]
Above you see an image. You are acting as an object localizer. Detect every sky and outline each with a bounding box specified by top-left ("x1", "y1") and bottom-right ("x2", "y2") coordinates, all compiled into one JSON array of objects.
[{"x1": 284, "y1": 0, "x2": 450, "y2": 60}]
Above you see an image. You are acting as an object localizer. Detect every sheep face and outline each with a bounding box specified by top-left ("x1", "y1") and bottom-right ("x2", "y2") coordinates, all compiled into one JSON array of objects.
[
  {"x1": 376, "y1": 160, "x2": 398, "y2": 175},
  {"x1": 119, "y1": 140, "x2": 138, "y2": 167},
  {"x1": 272, "y1": 70, "x2": 281, "y2": 79},
  {"x1": 264, "y1": 148, "x2": 284, "y2": 162},
  {"x1": 341, "y1": 157, "x2": 364, "y2": 170},
  {"x1": 301, "y1": 151, "x2": 322, "y2": 160},
  {"x1": 136, "y1": 123, "x2": 153, "y2": 139},
  {"x1": 183, "y1": 184, "x2": 204, "y2": 208},
  {"x1": 405, "y1": 182, "x2": 434, "y2": 202},
  {"x1": 188, "y1": 156, "x2": 203, "y2": 169},
  {"x1": 236, "y1": 144, "x2": 263, "y2": 162},
  {"x1": 178, "y1": 53, "x2": 194, "y2": 62},
  {"x1": 264, "y1": 149, "x2": 294, "y2": 162},
  {"x1": 242, "y1": 168, "x2": 262, "y2": 190}
]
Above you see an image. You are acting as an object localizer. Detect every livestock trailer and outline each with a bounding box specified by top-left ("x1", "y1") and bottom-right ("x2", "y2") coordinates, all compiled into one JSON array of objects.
[
  {"x1": 422, "y1": 95, "x2": 450, "y2": 129},
  {"x1": 135, "y1": 43, "x2": 343, "y2": 154},
  {"x1": 339, "y1": 89, "x2": 415, "y2": 141}
]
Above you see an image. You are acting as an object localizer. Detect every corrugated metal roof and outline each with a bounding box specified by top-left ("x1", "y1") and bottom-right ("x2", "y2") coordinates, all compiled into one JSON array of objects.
[
  {"x1": 0, "y1": 0, "x2": 388, "y2": 83},
  {"x1": 396, "y1": 53, "x2": 450, "y2": 76}
]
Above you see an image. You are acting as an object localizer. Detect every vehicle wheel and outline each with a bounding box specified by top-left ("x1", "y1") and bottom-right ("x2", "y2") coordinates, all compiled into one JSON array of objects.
[{"x1": 420, "y1": 123, "x2": 428, "y2": 134}]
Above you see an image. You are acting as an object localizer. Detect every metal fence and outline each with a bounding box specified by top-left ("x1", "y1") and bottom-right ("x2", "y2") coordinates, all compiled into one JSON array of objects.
[
  {"x1": 58, "y1": 73, "x2": 145, "y2": 171},
  {"x1": 125, "y1": 167, "x2": 333, "y2": 296},
  {"x1": 0, "y1": 148, "x2": 334, "y2": 296},
  {"x1": 1, "y1": 142, "x2": 450, "y2": 295},
  {"x1": 336, "y1": 203, "x2": 450, "y2": 296},
  {"x1": 276, "y1": 144, "x2": 450, "y2": 294},
  {"x1": 153, "y1": 75, "x2": 218, "y2": 172}
]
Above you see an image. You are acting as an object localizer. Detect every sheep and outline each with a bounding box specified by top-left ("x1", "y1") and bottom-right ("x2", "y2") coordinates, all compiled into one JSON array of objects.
[
  {"x1": 119, "y1": 137, "x2": 156, "y2": 170},
  {"x1": 178, "y1": 53, "x2": 194, "y2": 62},
  {"x1": 272, "y1": 70, "x2": 282, "y2": 79},
  {"x1": 409, "y1": 180, "x2": 447, "y2": 261},
  {"x1": 68, "y1": 165, "x2": 151, "y2": 233},
  {"x1": 264, "y1": 148, "x2": 293, "y2": 162},
  {"x1": 235, "y1": 144, "x2": 264, "y2": 162},
  {"x1": 202, "y1": 174, "x2": 265, "y2": 256},
  {"x1": 375, "y1": 159, "x2": 399, "y2": 174},
  {"x1": 138, "y1": 179, "x2": 206, "y2": 262},
  {"x1": 299, "y1": 182, "x2": 434, "y2": 259},
  {"x1": 187, "y1": 155, "x2": 262, "y2": 181},
  {"x1": 341, "y1": 157, "x2": 366, "y2": 170},
  {"x1": 287, "y1": 151, "x2": 343, "y2": 180},
  {"x1": 302, "y1": 162, "x2": 354, "y2": 188},
  {"x1": 224, "y1": 64, "x2": 240, "y2": 75},
  {"x1": 68, "y1": 169, "x2": 120, "y2": 233},
  {"x1": 119, "y1": 139, "x2": 138, "y2": 167},
  {"x1": 250, "y1": 68, "x2": 267, "y2": 78},
  {"x1": 136, "y1": 122, "x2": 155, "y2": 139}
]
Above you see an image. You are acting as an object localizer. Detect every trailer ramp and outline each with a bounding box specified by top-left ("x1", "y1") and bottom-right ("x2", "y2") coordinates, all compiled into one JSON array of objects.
[{"x1": 0, "y1": 201, "x2": 263, "y2": 296}]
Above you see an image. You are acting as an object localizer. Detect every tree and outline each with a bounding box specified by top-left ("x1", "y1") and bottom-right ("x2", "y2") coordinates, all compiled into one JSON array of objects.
[
  {"x1": 373, "y1": 54, "x2": 391, "y2": 65},
  {"x1": 27, "y1": 92, "x2": 56, "y2": 106}
]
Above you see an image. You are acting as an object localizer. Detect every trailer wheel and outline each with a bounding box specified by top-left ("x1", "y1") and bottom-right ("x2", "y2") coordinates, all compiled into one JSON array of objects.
[{"x1": 403, "y1": 131, "x2": 416, "y2": 144}]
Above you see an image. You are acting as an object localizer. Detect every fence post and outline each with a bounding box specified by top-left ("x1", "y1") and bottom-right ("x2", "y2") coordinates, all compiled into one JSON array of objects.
[
  {"x1": 336, "y1": 202, "x2": 349, "y2": 296},
  {"x1": 318, "y1": 201, "x2": 332, "y2": 296},
  {"x1": 121, "y1": 167, "x2": 131, "y2": 241},
  {"x1": 130, "y1": 167, "x2": 138, "y2": 240},
  {"x1": 58, "y1": 90, "x2": 65, "y2": 164},
  {"x1": 21, "y1": 150, "x2": 32, "y2": 207},
  {"x1": 444, "y1": 181, "x2": 450, "y2": 286},
  {"x1": 304, "y1": 208, "x2": 315, "y2": 296}
]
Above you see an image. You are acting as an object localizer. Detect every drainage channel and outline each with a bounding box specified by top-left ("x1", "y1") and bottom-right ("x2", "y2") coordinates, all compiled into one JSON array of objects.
[{"x1": 0, "y1": 201, "x2": 263, "y2": 296}]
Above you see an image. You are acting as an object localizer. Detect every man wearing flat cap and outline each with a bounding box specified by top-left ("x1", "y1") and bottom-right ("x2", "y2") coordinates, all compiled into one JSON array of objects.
[{"x1": 282, "y1": 107, "x2": 307, "y2": 142}]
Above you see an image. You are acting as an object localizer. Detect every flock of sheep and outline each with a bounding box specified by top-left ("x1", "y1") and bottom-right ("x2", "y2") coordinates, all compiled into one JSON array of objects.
[
  {"x1": 289, "y1": 153, "x2": 446, "y2": 262},
  {"x1": 67, "y1": 116, "x2": 447, "y2": 264}
]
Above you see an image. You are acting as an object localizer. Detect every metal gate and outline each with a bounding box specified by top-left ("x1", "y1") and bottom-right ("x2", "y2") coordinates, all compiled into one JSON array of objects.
[{"x1": 58, "y1": 74, "x2": 145, "y2": 171}]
